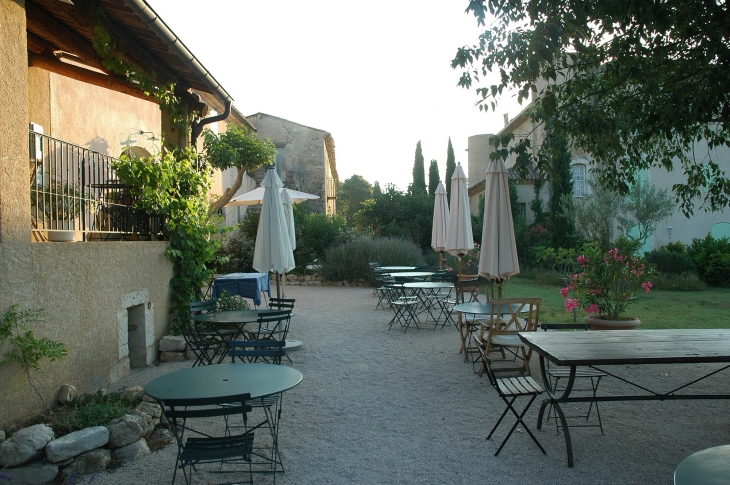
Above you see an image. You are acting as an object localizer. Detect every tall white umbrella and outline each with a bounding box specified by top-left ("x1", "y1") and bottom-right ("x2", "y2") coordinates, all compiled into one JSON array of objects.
[
  {"x1": 445, "y1": 163, "x2": 474, "y2": 275},
  {"x1": 253, "y1": 169, "x2": 295, "y2": 298},
  {"x1": 431, "y1": 182, "x2": 450, "y2": 270},
  {"x1": 478, "y1": 159, "x2": 519, "y2": 296},
  {"x1": 281, "y1": 189, "x2": 296, "y2": 250},
  {"x1": 225, "y1": 186, "x2": 319, "y2": 207}
]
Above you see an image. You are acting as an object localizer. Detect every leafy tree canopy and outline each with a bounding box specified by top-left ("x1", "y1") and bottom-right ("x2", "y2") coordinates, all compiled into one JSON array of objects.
[
  {"x1": 202, "y1": 125, "x2": 277, "y2": 211},
  {"x1": 453, "y1": 0, "x2": 730, "y2": 215},
  {"x1": 338, "y1": 175, "x2": 373, "y2": 225}
]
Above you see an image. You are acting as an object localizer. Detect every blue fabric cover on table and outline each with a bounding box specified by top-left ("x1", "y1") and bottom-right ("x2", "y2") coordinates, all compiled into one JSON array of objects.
[{"x1": 212, "y1": 273, "x2": 270, "y2": 307}]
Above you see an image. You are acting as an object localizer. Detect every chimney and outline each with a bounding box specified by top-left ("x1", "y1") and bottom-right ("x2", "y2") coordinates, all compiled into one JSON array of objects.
[{"x1": 503, "y1": 113, "x2": 510, "y2": 126}]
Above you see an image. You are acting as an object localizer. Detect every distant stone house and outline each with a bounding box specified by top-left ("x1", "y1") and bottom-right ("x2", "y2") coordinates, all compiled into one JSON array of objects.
[
  {"x1": 0, "y1": 0, "x2": 245, "y2": 428},
  {"x1": 467, "y1": 105, "x2": 730, "y2": 249},
  {"x1": 246, "y1": 113, "x2": 339, "y2": 215}
]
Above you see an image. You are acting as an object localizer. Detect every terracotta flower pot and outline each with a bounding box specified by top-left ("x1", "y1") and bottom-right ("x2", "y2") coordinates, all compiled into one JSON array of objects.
[{"x1": 584, "y1": 314, "x2": 641, "y2": 330}]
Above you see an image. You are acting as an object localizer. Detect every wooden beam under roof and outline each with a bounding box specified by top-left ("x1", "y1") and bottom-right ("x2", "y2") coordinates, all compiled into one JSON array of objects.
[
  {"x1": 25, "y1": 1, "x2": 108, "y2": 73},
  {"x1": 27, "y1": 51, "x2": 205, "y2": 113}
]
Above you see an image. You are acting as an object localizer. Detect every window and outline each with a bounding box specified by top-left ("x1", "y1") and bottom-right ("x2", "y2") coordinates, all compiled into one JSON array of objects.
[{"x1": 571, "y1": 163, "x2": 586, "y2": 197}]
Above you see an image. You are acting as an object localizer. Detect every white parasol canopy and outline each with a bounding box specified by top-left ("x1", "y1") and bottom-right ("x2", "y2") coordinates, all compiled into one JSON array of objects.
[
  {"x1": 444, "y1": 163, "x2": 474, "y2": 259},
  {"x1": 252, "y1": 169, "x2": 295, "y2": 297},
  {"x1": 281, "y1": 189, "x2": 296, "y2": 250},
  {"x1": 478, "y1": 159, "x2": 519, "y2": 295},
  {"x1": 225, "y1": 186, "x2": 319, "y2": 207},
  {"x1": 431, "y1": 182, "x2": 450, "y2": 252}
]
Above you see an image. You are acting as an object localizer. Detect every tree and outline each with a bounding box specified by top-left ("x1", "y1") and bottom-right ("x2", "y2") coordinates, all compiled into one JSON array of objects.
[
  {"x1": 546, "y1": 130, "x2": 576, "y2": 249},
  {"x1": 356, "y1": 184, "x2": 434, "y2": 251},
  {"x1": 202, "y1": 125, "x2": 277, "y2": 211},
  {"x1": 412, "y1": 141, "x2": 426, "y2": 192},
  {"x1": 373, "y1": 181, "x2": 383, "y2": 198},
  {"x1": 453, "y1": 0, "x2": 730, "y2": 215},
  {"x1": 617, "y1": 179, "x2": 674, "y2": 246},
  {"x1": 565, "y1": 178, "x2": 624, "y2": 249},
  {"x1": 337, "y1": 175, "x2": 373, "y2": 225},
  {"x1": 445, "y1": 137, "x2": 456, "y2": 204},
  {"x1": 428, "y1": 160, "x2": 441, "y2": 196}
]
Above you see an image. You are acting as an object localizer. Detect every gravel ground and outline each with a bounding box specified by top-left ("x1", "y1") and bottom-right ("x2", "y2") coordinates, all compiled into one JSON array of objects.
[{"x1": 88, "y1": 285, "x2": 729, "y2": 485}]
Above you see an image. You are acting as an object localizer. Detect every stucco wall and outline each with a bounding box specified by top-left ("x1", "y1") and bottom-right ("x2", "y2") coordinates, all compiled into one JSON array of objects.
[
  {"x1": 1, "y1": 0, "x2": 30, "y2": 244},
  {"x1": 0, "y1": 242, "x2": 173, "y2": 428},
  {"x1": 46, "y1": 73, "x2": 161, "y2": 157}
]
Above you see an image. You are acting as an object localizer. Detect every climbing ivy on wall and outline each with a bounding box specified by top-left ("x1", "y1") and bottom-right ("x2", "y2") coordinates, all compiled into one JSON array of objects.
[
  {"x1": 91, "y1": 25, "x2": 196, "y2": 135},
  {"x1": 112, "y1": 149, "x2": 224, "y2": 317}
]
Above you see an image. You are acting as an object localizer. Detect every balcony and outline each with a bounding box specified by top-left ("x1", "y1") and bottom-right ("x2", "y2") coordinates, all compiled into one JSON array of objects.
[{"x1": 29, "y1": 131, "x2": 165, "y2": 242}]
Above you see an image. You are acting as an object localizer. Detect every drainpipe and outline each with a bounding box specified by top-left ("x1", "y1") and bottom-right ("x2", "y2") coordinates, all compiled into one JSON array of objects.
[{"x1": 122, "y1": 0, "x2": 233, "y2": 144}]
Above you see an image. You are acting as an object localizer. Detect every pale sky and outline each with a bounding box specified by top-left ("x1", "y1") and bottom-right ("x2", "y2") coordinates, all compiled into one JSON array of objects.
[{"x1": 147, "y1": 0, "x2": 522, "y2": 190}]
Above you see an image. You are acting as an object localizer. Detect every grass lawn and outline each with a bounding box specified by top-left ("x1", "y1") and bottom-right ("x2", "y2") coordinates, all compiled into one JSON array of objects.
[{"x1": 502, "y1": 275, "x2": 730, "y2": 329}]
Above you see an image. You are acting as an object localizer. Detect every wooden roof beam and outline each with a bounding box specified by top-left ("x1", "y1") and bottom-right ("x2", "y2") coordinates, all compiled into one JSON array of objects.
[{"x1": 25, "y1": 1, "x2": 108, "y2": 73}]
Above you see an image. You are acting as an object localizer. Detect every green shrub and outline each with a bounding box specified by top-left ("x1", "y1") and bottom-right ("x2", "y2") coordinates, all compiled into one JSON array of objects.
[
  {"x1": 215, "y1": 209, "x2": 259, "y2": 274},
  {"x1": 663, "y1": 241, "x2": 688, "y2": 253},
  {"x1": 321, "y1": 236, "x2": 424, "y2": 282},
  {"x1": 294, "y1": 207, "x2": 350, "y2": 269},
  {"x1": 645, "y1": 249, "x2": 697, "y2": 275},
  {"x1": 48, "y1": 391, "x2": 141, "y2": 436},
  {"x1": 687, "y1": 234, "x2": 730, "y2": 286},
  {"x1": 651, "y1": 272, "x2": 707, "y2": 291}
]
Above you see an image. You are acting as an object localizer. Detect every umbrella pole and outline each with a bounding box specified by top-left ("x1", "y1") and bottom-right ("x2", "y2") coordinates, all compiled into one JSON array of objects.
[
  {"x1": 276, "y1": 273, "x2": 281, "y2": 299},
  {"x1": 439, "y1": 252, "x2": 443, "y2": 271}
]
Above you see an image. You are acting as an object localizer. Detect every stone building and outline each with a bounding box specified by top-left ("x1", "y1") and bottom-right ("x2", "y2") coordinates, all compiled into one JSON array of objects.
[
  {"x1": 467, "y1": 107, "x2": 730, "y2": 250},
  {"x1": 247, "y1": 113, "x2": 339, "y2": 215}
]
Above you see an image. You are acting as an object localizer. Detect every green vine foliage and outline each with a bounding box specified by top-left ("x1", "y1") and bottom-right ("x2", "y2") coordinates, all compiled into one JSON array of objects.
[
  {"x1": 1, "y1": 305, "x2": 68, "y2": 371},
  {"x1": 112, "y1": 149, "x2": 225, "y2": 315},
  {"x1": 91, "y1": 25, "x2": 194, "y2": 135}
]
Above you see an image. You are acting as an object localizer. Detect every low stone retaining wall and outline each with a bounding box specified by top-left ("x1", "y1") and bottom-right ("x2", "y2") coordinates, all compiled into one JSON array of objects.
[
  {"x1": 0, "y1": 387, "x2": 173, "y2": 485},
  {"x1": 274, "y1": 274, "x2": 369, "y2": 287}
]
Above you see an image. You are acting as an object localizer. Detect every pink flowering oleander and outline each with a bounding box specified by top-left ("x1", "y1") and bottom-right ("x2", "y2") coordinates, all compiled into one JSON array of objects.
[{"x1": 560, "y1": 238, "x2": 656, "y2": 320}]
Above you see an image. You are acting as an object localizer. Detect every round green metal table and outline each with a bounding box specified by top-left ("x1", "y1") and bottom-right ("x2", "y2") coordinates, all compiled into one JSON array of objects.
[
  {"x1": 145, "y1": 362, "x2": 302, "y2": 401},
  {"x1": 674, "y1": 444, "x2": 730, "y2": 485}
]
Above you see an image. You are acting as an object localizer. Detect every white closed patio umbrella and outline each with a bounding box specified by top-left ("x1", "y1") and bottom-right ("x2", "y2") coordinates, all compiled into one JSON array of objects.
[
  {"x1": 431, "y1": 182, "x2": 450, "y2": 270},
  {"x1": 281, "y1": 189, "x2": 296, "y2": 251},
  {"x1": 253, "y1": 169, "x2": 295, "y2": 298},
  {"x1": 478, "y1": 159, "x2": 519, "y2": 296},
  {"x1": 445, "y1": 163, "x2": 474, "y2": 275}
]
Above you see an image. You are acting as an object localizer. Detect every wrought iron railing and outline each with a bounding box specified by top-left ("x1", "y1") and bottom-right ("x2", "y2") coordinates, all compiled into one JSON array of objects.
[{"x1": 29, "y1": 131, "x2": 165, "y2": 241}]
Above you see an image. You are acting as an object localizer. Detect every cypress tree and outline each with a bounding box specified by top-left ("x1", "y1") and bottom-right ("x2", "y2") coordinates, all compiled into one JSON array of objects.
[
  {"x1": 428, "y1": 159, "x2": 440, "y2": 196},
  {"x1": 412, "y1": 141, "x2": 426, "y2": 192},
  {"x1": 547, "y1": 131, "x2": 577, "y2": 249},
  {"x1": 445, "y1": 137, "x2": 456, "y2": 203},
  {"x1": 373, "y1": 181, "x2": 382, "y2": 198}
]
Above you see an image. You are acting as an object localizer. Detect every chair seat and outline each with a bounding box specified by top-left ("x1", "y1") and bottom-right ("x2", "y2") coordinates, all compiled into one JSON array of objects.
[
  {"x1": 490, "y1": 334, "x2": 523, "y2": 347},
  {"x1": 183, "y1": 432, "x2": 254, "y2": 462},
  {"x1": 496, "y1": 376, "x2": 544, "y2": 396}
]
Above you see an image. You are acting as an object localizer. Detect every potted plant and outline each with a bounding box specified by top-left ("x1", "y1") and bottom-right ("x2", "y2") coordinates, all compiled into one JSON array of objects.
[
  {"x1": 561, "y1": 237, "x2": 655, "y2": 330},
  {"x1": 38, "y1": 179, "x2": 82, "y2": 242}
]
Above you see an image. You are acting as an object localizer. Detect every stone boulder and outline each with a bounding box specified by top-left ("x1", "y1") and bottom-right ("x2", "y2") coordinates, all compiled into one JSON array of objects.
[
  {"x1": 0, "y1": 460, "x2": 58, "y2": 485},
  {"x1": 45, "y1": 426, "x2": 109, "y2": 464},
  {"x1": 113, "y1": 439, "x2": 150, "y2": 463},
  {"x1": 106, "y1": 414, "x2": 151, "y2": 448},
  {"x1": 120, "y1": 386, "x2": 145, "y2": 401},
  {"x1": 160, "y1": 351, "x2": 186, "y2": 362},
  {"x1": 59, "y1": 449, "x2": 111, "y2": 480},
  {"x1": 0, "y1": 424, "x2": 55, "y2": 467},
  {"x1": 58, "y1": 384, "x2": 77, "y2": 405},
  {"x1": 159, "y1": 335, "x2": 186, "y2": 352}
]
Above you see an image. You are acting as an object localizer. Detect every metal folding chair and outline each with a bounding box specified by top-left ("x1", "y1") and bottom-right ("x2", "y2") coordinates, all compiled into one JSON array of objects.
[
  {"x1": 163, "y1": 394, "x2": 254, "y2": 485},
  {"x1": 537, "y1": 323, "x2": 606, "y2": 435},
  {"x1": 476, "y1": 341, "x2": 547, "y2": 457}
]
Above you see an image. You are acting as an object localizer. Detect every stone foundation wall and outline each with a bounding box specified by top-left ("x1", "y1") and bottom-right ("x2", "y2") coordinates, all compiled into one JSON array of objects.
[{"x1": 276, "y1": 274, "x2": 369, "y2": 287}]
